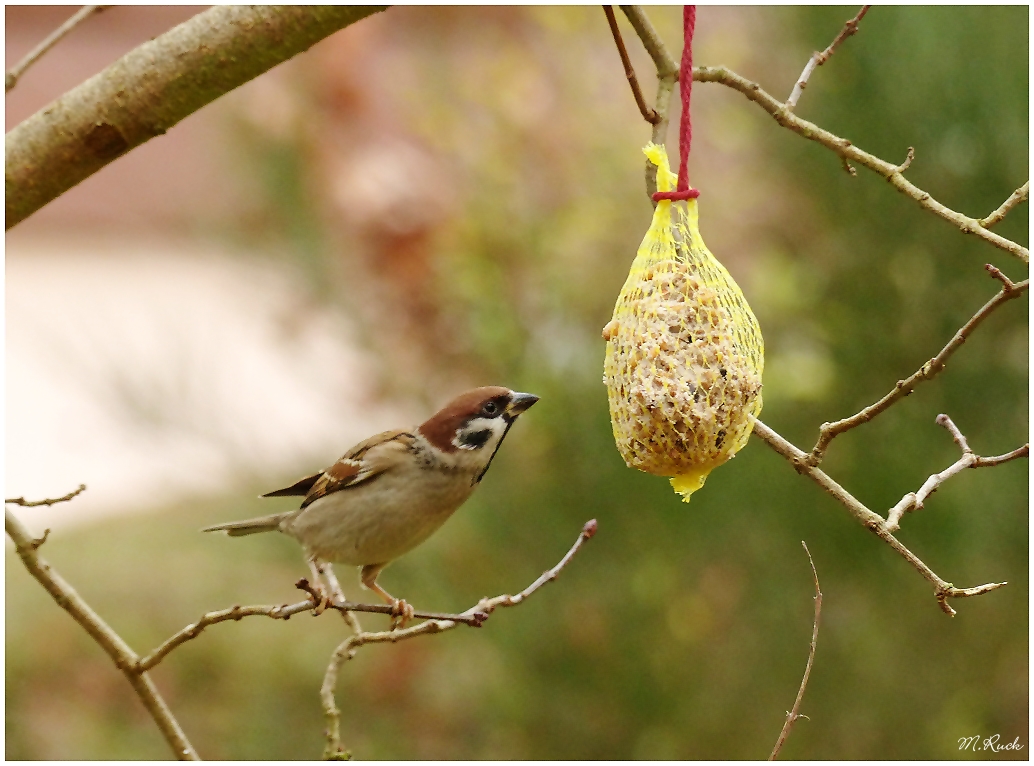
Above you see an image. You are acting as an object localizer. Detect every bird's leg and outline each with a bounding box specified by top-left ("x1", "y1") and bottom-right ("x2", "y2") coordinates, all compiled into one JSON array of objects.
[
  {"x1": 360, "y1": 563, "x2": 414, "y2": 629},
  {"x1": 321, "y1": 562, "x2": 347, "y2": 607},
  {"x1": 322, "y1": 562, "x2": 365, "y2": 633},
  {"x1": 306, "y1": 556, "x2": 331, "y2": 616}
]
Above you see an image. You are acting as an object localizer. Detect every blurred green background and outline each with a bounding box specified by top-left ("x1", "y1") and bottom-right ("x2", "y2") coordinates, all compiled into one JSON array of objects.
[{"x1": 6, "y1": 6, "x2": 1028, "y2": 759}]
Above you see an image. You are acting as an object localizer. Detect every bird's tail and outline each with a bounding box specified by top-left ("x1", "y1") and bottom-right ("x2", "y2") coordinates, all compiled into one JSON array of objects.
[{"x1": 202, "y1": 512, "x2": 290, "y2": 537}]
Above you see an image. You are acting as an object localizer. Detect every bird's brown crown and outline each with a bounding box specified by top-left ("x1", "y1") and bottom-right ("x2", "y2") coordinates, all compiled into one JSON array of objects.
[{"x1": 417, "y1": 386, "x2": 514, "y2": 453}]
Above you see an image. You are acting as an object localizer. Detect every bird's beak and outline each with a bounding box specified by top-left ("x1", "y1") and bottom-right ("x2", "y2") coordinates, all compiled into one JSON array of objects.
[{"x1": 506, "y1": 391, "x2": 540, "y2": 416}]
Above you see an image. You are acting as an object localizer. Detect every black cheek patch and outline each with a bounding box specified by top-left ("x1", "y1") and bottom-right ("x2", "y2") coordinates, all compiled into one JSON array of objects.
[{"x1": 459, "y1": 428, "x2": 493, "y2": 449}]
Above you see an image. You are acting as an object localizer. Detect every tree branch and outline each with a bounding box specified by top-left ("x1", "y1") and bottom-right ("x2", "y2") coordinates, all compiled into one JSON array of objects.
[
  {"x1": 5, "y1": 507, "x2": 199, "y2": 760},
  {"x1": 769, "y1": 541, "x2": 822, "y2": 760},
  {"x1": 603, "y1": 6, "x2": 659, "y2": 125},
  {"x1": 806, "y1": 266, "x2": 1028, "y2": 465},
  {"x1": 320, "y1": 519, "x2": 598, "y2": 760},
  {"x1": 618, "y1": 5, "x2": 678, "y2": 196},
  {"x1": 5, "y1": 5, "x2": 386, "y2": 230},
  {"x1": 691, "y1": 65, "x2": 1029, "y2": 263},
  {"x1": 616, "y1": 8, "x2": 1029, "y2": 263},
  {"x1": 5, "y1": 5, "x2": 108, "y2": 93},
  {"x1": 980, "y1": 181, "x2": 1030, "y2": 229},
  {"x1": 786, "y1": 5, "x2": 871, "y2": 111},
  {"x1": 137, "y1": 579, "x2": 487, "y2": 674},
  {"x1": 886, "y1": 415, "x2": 1029, "y2": 532},
  {"x1": 751, "y1": 421, "x2": 1006, "y2": 616},
  {"x1": 6, "y1": 483, "x2": 87, "y2": 507}
]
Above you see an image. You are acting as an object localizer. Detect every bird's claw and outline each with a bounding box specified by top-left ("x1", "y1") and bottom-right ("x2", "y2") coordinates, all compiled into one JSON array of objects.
[
  {"x1": 389, "y1": 598, "x2": 415, "y2": 630},
  {"x1": 312, "y1": 589, "x2": 330, "y2": 616}
]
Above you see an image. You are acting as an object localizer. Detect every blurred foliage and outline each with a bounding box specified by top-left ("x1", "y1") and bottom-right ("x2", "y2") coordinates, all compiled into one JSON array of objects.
[{"x1": 6, "y1": 6, "x2": 1027, "y2": 760}]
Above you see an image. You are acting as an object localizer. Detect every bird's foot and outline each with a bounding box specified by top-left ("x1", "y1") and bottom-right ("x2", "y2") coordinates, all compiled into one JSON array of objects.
[
  {"x1": 298, "y1": 578, "x2": 331, "y2": 616},
  {"x1": 389, "y1": 598, "x2": 415, "y2": 630},
  {"x1": 312, "y1": 589, "x2": 331, "y2": 616}
]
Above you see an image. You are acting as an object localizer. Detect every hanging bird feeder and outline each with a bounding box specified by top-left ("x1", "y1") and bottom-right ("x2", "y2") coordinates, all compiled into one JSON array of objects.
[{"x1": 603, "y1": 6, "x2": 765, "y2": 502}]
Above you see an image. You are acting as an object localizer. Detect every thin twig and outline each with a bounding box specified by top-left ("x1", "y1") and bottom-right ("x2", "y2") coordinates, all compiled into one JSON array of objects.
[
  {"x1": 6, "y1": 483, "x2": 87, "y2": 507},
  {"x1": 5, "y1": 508, "x2": 199, "y2": 760},
  {"x1": 5, "y1": 6, "x2": 107, "y2": 93},
  {"x1": 894, "y1": 146, "x2": 915, "y2": 174},
  {"x1": 751, "y1": 421, "x2": 1006, "y2": 616},
  {"x1": 320, "y1": 520, "x2": 598, "y2": 760},
  {"x1": 604, "y1": 6, "x2": 659, "y2": 124},
  {"x1": 973, "y1": 445, "x2": 1030, "y2": 467},
  {"x1": 980, "y1": 181, "x2": 1029, "y2": 229},
  {"x1": 296, "y1": 577, "x2": 488, "y2": 625},
  {"x1": 806, "y1": 268, "x2": 1028, "y2": 465},
  {"x1": 886, "y1": 415, "x2": 1029, "y2": 532},
  {"x1": 786, "y1": 6, "x2": 871, "y2": 110},
  {"x1": 769, "y1": 541, "x2": 822, "y2": 760},
  {"x1": 137, "y1": 582, "x2": 488, "y2": 674}
]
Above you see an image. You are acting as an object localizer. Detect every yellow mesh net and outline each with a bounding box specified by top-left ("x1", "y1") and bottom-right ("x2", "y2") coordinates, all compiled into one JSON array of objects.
[{"x1": 603, "y1": 143, "x2": 764, "y2": 502}]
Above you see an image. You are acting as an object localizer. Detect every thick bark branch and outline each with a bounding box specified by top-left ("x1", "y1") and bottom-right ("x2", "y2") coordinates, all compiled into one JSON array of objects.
[{"x1": 5, "y1": 5, "x2": 386, "y2": 229}]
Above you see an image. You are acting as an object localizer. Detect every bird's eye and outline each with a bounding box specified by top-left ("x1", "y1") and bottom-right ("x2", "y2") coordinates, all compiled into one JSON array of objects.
[{"x1": 482, "y1": 401, "x2": 499, "y2": 416}]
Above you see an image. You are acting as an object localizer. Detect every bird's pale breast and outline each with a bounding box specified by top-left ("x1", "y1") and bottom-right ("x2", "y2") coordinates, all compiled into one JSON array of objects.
[{"x1": 283, "y1": 457, "x2": 475, "y2": 566}]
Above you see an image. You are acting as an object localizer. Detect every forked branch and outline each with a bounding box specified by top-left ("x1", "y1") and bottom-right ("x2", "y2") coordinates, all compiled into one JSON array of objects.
[
  {"x1": 320, "y1": 520, "x2": 598, "y2": 760},
  {"x1": 618, "y1": 6, "x2": 1029, "y2": 263},
  {"x1": 617, "y1": 5, "x2": 679, "y2": 195},
  {"x1": 5, "y1": 505, "x2": 199, "y2": 760},
  {"x1": 886, "y1": 415, "x2": 1029, "y2": 532},
  {"x1": 806, "y1": 266, "x2": 1029, "y2": 465},
  {"x1": 751, "y1": 421, "x2": 1007, "y2": 617},
  {"x1": 8, "y1": 481, "x2": 595, "y2": 760}
]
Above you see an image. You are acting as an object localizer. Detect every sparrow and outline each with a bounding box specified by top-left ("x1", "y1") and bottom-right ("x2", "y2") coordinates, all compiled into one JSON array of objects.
[{"x1": 203, "y1": 386, "x2": 539, "y2": 625}]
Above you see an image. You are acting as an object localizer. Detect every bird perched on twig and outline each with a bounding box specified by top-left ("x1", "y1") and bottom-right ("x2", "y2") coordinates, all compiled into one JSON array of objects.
[{"x1": 203, "y1": 387, "x2": 539, "y2": 626}]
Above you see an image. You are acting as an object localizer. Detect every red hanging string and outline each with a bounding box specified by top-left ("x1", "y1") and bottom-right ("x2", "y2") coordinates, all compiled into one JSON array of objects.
[{"x1": 652, "y1": 5, "x2": 700, "y2": 202}]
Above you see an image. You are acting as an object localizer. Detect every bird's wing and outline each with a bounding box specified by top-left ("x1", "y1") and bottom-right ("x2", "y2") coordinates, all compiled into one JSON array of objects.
[
  {"x1": 261, "y1": 472, "x2": 323, "y2": 498},
  {"x1": 299, "y1": 429, "x2": 418, "y2": 509}
]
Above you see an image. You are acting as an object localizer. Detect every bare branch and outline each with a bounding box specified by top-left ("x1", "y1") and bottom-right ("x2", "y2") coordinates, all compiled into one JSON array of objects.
[
  {"x1": 980, "y1": 182, "x2": 1029, "y2": 229},
  {"x1": 5, "y1": 508, "x2": 199, "y2": 760},
  {"x1": 137, "y1": 582, "x2": 487, "y2": 674},
  {"x1": 295, "y1": 577, "x2": 488, "y2": 626},
  {"x1": 603, "y1": 6, "x2": 659, "y2": 124},
  {"x1": 688, "y1": 65, "x2": 1029, "y2": 263},
  {"x1": 618, "y1": 5, "x2": 678, "y2": 80},
  {"x1": 618, "y1": 5, "x2": 679, "y2": 196},
  {"x1": 5, "y1": 5, "x2": 387, "y2": 230},
  {"x1": 936, "y1": 412, "x2": 971, "y2": 453},
  {"x1": 320, "y1": 520, "x2": 598, "y2": 760},
  {"x1": 786, "y1": 6, "x2": 872, "y2": 110},
  {"x1": 751, "y1": 420, "x2": 1006, "y2": 616},
  {"x1": 769, "y1": 541, "x2": 822, "y2": 760},
  {"x1": 136, "y1": 602, "x2": 315, "y2": 673},
  {"x1": 894, "y1": 146, "x2": 915, "y2": 174},
  {"x1": 5, "y1": 5, "x2": 107, "y2": 93},
  {"x1": 973, "y1": 444, "x2": 1029, "y2": 468},
  {"x1": 6, "y1": 483, "x2": 87, "y2": 507},
  {"x1": 616, "y1": 8, "x2": 1027, "y2": 261},
  {"x1": 886, "y1": 415, "x2": 1029, "y2": 532},
  {"x1": 807, "y1": 269, "x2": 1029, "y2": 465}
]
